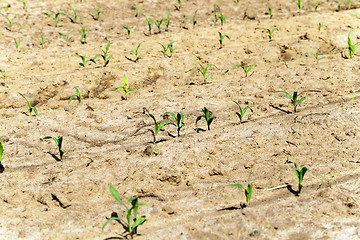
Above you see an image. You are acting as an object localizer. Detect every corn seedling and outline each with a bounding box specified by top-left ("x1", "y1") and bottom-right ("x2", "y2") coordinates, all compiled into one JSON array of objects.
[
  {"x1": 0, "y1": 70, "x2": 5, "y2": 81},
  {"x1": 68, "y1": 87, "x2": 81, "y2": 104},
  {"x1": 18, "y1": 92, "x2": 38, "y2": 116},
  {"x1": 297, "y1": 0, "x2": 303, "y2": 12},
  {"x1": 80, "y1": 25, "x2": 87, "y2": 44},
  {"x1": 159, "y1": 40, "x2": 176, "y2": 57},
  {"x1": 227, "y1": 171, "x2": 252, "y2": 206},
  {"x1": 145, "y1": 16, "x2": 153, "y2": 35},
  {"x1": 101, "y1": 41, "x2": 113, "y2": 67},
  {"x1": 14, "y1": 39, "x2": 20, "y2": 52},
  {"x1": 268, "y1": 7, "x2": 273, "y2": 18},
  {"x1": 148, "y1": 114, "x2": 170, "y2": 143},
  {"x1": 43, "y1": 136, "x2": 64, "y2": 160},
  {"x1": 233, "y1": 100, "x2": 253, "y2": 123},
  {"x1": 130, "y1": 43, "x2": 142, "y2": 62},
  {"x1": 304, "y1": 51, "x2": 325, "y2": 63},
  {"x1": 262, "y1": 28, "x2": 277, "y2": 40},
  {"x1": 0, "y1": 136, "x2": 3, "y2": 165},
  {"x1": 318, "y1": 23, "x2": 323, "y2": 31},
  {"x1": 348, "y1": 0, "x2": 351, "y2": 9},
  {"x1": 17, "y1": 0, "x2": 26, "y2": 9},
  {"x1": 185, "y1": 10, "x2": 197, "y2": 27},
  {"x1": 212, "y1": 5, "x2": 219, "y2": 24},
  {"x1": 165, "y1": 12, "x2": 170, "y2": 31},
  {"x1": 40, "y1": 35, "x2": 47, "y2": 48},
  {"x1": 219, "y1": 12, "x2": 226, "y2": 25},
  {"x1": 335, "y1": 0, "x2": 342, "y2": 10},
  {"x1": 44, "y1": 12, "x2": 65, "y2": 27},
  {"x1": 152, "y1": 18, "x2": 164, "y2": 33},
  {"x1": 347, "y1": 30, "x2": 357, "y2": 58},
  {"x1": 164, "y1": 112, "x2": 184, "y2": 136},
  {"x1": 314, "y1": 1, "x2": 319, "y2": 10},
  {"x1": 195, "y1": 107, "x2": 214, "y2": 130},
  {"x1": 218, "y1": 32, "x2": 230, "y2": 49},
  {"x1": 175, "y1": 0, "x2": 181, "y2": 10},
  {"x1": 102, "y1": 185, "x2": 147, "y2": 236},
  {"x1": 289, "y1": 158, "x2": 308, "y2": 193},
  {"x1": 116, "y1": 74, "x2": 134, "y2": 100},
  {"x1": 277, "y1": 91, "x2": 305, "y2": 113},
  {"x1": 91, "y1": 6, "x2": 103, "y2": 20},
  {"x1": 186, "y1": 63, "x2": 217, "y2": 84},
  {"x1": 76, "y1": 53, "x2": 100, "y2": 67},
  {"x1": 67, "y1": 4, "x2": 82, "y2": 23},
  {"x1": 233, "y1": 64, "x2": 253, "y2": 77},
  {"x1": 1, "y1": 14, "x2": 20, "y2": 31},
  {"x1": 58, "y1": 31, "x2": 73, "y2": 43},
  {"x1": 124, "y1": 26, "x2": 131, "y2": 37},
  {"x1": 134, "y1": 6, "x2": 139, "y2": 17}
]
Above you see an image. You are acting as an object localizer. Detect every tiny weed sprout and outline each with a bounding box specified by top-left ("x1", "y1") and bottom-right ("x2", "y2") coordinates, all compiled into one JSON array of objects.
[
  {"x1": 148, "y1": 113, "x2": 170, "y2": 143},
  {"x1": 218, "y1": 32, "x2": 230, "y2": 49},
  {"x1": 43, "y1": 136, "x2": 64, "y2": 160},
  {"x1": 314, "y1": 1, "x2": 319, "y2": 10},
  {"x1": 14, "y1": 39, "x2": 20, "y2": 52},
  {"x1": 80, "y1": 25, "x2": 87, "y2": 44},
  {"x1": 262, "y1": 28, "x2": 277, "y2": 40},
  {"x1": 18, "y1": 92, "x2": 38, "y2": 116},
  {"x1": 1, "y1": 14, "x2": 20, "y2": 31},
  {"x1": 318, "y1": 23, "x2": 323, "y2": 31},
  {"x1": 185, "y1": 10, "x2": 197, "y2": 27},
  {"x1": 67, "y1": 4, "x2": 82, "y2": 24},
  {"x1": 164, "y1": 112, "x2": 184, "y2": 136},
  {"x1": 40, "y1": 35, "x2": 47, "y2": 47},
  {"x1": 304, "y1": 51, "x2": 325, "y2": 64},
  {"x1": 195, "y1": 107, "x2": 214, "y2": 130},
  {"x1": 347, "y1": 31, "x2": 357, "y2": 58},
  {"x1": 44, "y1": 12, "x2": 65, "y2": 27},
  {"x1": 102, "y1": 185, "x2": 147, "y2": 236},
  {"x1": 76, "y1": 54, "x2": 100, "y2": 67},
  {"x1": 58, "y1": 31, "x2": 73, "y2": 43},
  {"x1": 277, "y1": 91, "x2": 305, "y2": 113},
  {"x1": 175, "y1": 0, "x2": 181, "y2": 10},
  {"x1": 152, "y1": 18, "x2": 164, "y2": 33},
  {"x1": 268, "y1": 7, "x2": 273, "y2": 18},
  {"x1": 186, "y1": 63, "x2": 217, "y2": 84},
  {"x1": 233, "y1": 64, "x2": 253, "y2": 77},
  {"x1": 68, "y1": 87, "x2": 81, "y2": 104},
  {"x1": 166, "y1": 12, "x2": 170, "y2": 31},
  {"x1": 0, "y1": 70, "x2": 5, "y2": 81},
  {"x1": 233, "y1": 100, "x2": 253, "y2": 123},
  {"x1": 145, "y1": 16, "x2": 153, "y2": 35},
  {"x1": 227, "y1": 171, "x2": 252, "y2": 206},
  {"x1": 297, "y1": 0, "x2": 303, "y2": 12},
  {"x1": 101, "y1": 41, "x2": 113, "y2": 67},
  {"x1": 130, "y1": 43, "x2": 142, "y2": 62},
  {"x1": 124, "y1": 26, "x2": 131, "y2": 37},
  {"x1": 91, "y1": 6, "x2": 103, "y2": 20},
  {"x1": 116, "y1": 74, "x2": 134, "y2": 100},
  {"x1": 289, "y1": 158, "x2": 308, "y2": 193}
]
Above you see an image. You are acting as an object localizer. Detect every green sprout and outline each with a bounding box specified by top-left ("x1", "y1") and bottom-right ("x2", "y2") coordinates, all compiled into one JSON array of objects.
[
  {"x1": 219, "y1": 12, "x2": 226, "y2": 25},
  {"x1": 336, "y1": 0, "x2": 342, "y2": 10},
  {"x1": 40, "y1": 35, "x2": 47, "y2": 48},
  {"x1": 0, "y1": 70, "x2": 5, "y2": 81},
  {"x1": 347, "y1": 30, "x2": 357, "y2": 58},
  {"x1": 58, "y1": 31, "x2": 73, "y2": 43},
  {"x1": 43, "y1": 136, "x2": 64, "y2": 160},
  {"x1": 0, "y1": 136, "x2": 3, "y2": 166},
  {"x1": 289, "y1": 158, "x2": 308, "y2": 193},
  {"x1": 277, "y1": 91, "x2": 305, "y2": 113},
  {"x1": 218, "y1": 32, "x2": 230, "y2": 49},
  {"x1": 304, "y1": 51, "x2": 325, "y2": 63},
  {"x1": 314, "y1": 1, "x2": 319, "y2": 10},
  {"x1": 233, "y1": 100, "x2": 253, "y2": 123},
  {"x1": 159, "y1": 40, "x2": 176, "y2": 57},
  {"x1": 1, "y1": 14, "x2": 20, "y2": 31},
  {"x1": 17, "y1": 0, "x2": 26, "y2": 9},
  {"x1": 318, "y1": 23, "x2": 323, "y2": 31},
  {"x1": 18, "y1": 92, "x2": 38, "y2": 116},
  {"x1": 148, "y1": 114, "x2": 170, "y2": 143},
  {"x1": 101, "y1": 41, "x2": 113, "y2": 67},
  {"x1": 80, "y1": 25, "x2": 87, "y2": 44},
  {"x1": 233, "y1": 64, "x2": 253, "y2": 77},
  {"x1": 185, "y1": 10, "x2": 197, "y2": 27},
  {"x1": 144, "y1": 16, "x2": 153, "y2": 35},
  {"x1": 175, "y1": 0, "x2": 181, "y2": 10},
  {"x1": 68, "y1": 87, "x2": 81, "y2": 104},
  {"x1": 297, "y1": 0, "x2": 303, "y2": 12},
  {"x1": 124, "y1": 26, "x2": 131, "y2": 37},
  {"x1": 134, "y1": 6, "x2": 139, "y2": 17},
  {"x1": 91, "y1": 6, "x2": 103, "y2": 20},
  {"x1": 67, "y1": 4, "x2": 82, "y2": 23},
  {"x1": 186, "y1": 63, "x2": 217, "y2": 84},
  {"x1": 164, "y1": 112, "x2": 184, "y2": 136},
  {"x1": 348, "y1": 0, "x2": 351, "y2": 9},
  {"x1": 165, "y1": 12, "x2": 170, "y2": 31},
  {"x1": 212, "y1": 5, "x2": 219, "y2": 24},
  {"x1": 102, "y1": 185, "x2": 147, "y2": 236},
  {"x1": 195, "y1": 107, "x2": 214, "y2": 130},
  {"x1": 76, "y1": 54, "x2": 100, "y2": 67},
  {"x1": 116, "y1": 74, "x2": 134, "y2": 100},
  {"x1": 130, "y1": 43, "x2": 142, "y2": 62},
  {"x1": 14, "y1": 39, "x2": 20, "y2": 52},
  {"x1": 44, "y1": 11, "x2": 65, "y2": 27},
  {"x1": 262, "y1": 27, "x2": 277, "y2": 40},
  {"x1": 152, "y1": 18, "x2": 163, "y2": 33},
  {"x1": 268, "y1": 6, "x2": 273, "y2": 18},
  {"x1": 227, "y1": 171, "x2": 252, "y2": 206}
]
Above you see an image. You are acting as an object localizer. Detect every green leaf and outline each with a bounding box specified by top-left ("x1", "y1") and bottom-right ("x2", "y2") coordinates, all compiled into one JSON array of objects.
[
  {"x1": 227, "y1": 183, "x2": 245, "y2": 190},
  {"x1": 245, "y1": 184, "x2": 252, "y2": 205},
  {"x1": 102, "y1": 217, "x2": 123, "y2": 231},
  {"x1": 158, "y1": 121, "x2": 170, "y2": 130},
  {"x1": 68, "y1": 95, "x2": 76, "y2": 104},
  {"x1": 149, "y1": 113, "x2": 157, "y2": 125},
  {"x1": 116, "y1": 87, "x2": 124, "y2": 92},
  {"x1": 0, "y1": 136, "x2": 3, "y2": 163},
  {"x1": 32, "y1": 106, "x2": 38, "y2": 116},
  {"x1": 277, "y1": 90, "x2": 292, "y2": 100},
  {"x1": 109, "y1": 185, "x2": 126, "y2": 207},
  {"x1": 195, "y1": 115, "x2": 203, "y2": 127},
  {"x1": 132, "y1": 216, "x2": 146, "y2": 231}
]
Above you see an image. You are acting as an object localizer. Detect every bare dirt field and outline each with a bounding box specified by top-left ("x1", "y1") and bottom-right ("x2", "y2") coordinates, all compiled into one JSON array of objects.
[{"x1": 1, "y1": 0, "x2": 360, "y2": 239}]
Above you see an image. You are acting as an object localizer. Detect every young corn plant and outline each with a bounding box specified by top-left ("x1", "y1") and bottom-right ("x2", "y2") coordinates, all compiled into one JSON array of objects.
[
  {"x1": 233, "y1": 100, "x2": 253, "y2": 123},
  {"x1": 277, "y1": 91, "x2": 305, "y2": 113},
  {"x1": 18, "y1": 92, "x2": 38, "y2": 116},
  {"x1": 175, "y1": 0, "x2": 181, "y2": 10},
  {"x1": 195, "y1": 107, "x2": 214, "y2": 130},
  {"x1": 44, "y1": 11, "x2": 66, "y2": 27},
  {"x1": 148, "y1": 114, "x2": 170, "y2": 143},
  {"x1": 80, "y1": 25, "x2": 87, "y2": 44},
  {"x1": 218, "y1": 32, "x2": 230, "y2": 49},
  {"x1": 0, "y1": 136, "x2": 3, "y2": 166},
  {"x1": 348, "y1": 0, "x2": 352, "y2": 9},
  {"x1": 164, "y1": 112, "x2": 184, "y2": 136},
  {"x1": 186, "y1": 63, "x2": 217, "y2": 84},
  {"x1": 145, "y1": 16, "x2": 153, "y2": 35},
  {"x1": 124, "y1": 26, "x2": 131, "y2": 37},
  {"x1": 14, "y1": 39, "x2": 20, "y2": 52},
  {"x1": 116, "y1": 74, "x2": 134, "y2": 100},
  {"x1": 91, "y1": 6, "x2": 103, "y2": 20},
  {"x1": 130, "y1": 43, "x2": 142, "y2": 62},
  {"x1": 68, "y1": 87, "x2": 81, "y2": 104},
  {"x1": 17, "y1": 0, "x2": 26, "y2": 9},
  {"x1": 262, "y1": 28, "x2": 277, "y2": 40},
  {"x1": 304, "y1": 51, "x2": 325, "y2": 63},
  {"x1": 233, "y1": 64, "x2": 253, "y2": 77},
  {"x1": 152, "y1": 18, "x2": 164, "y2": 33},
  {"x1": 165, "y1": 12, "x2": 170, "y2": 31},
  {"x1": 297, "y1": 0, "x2": 303, "y2": 12},
  {"x1": 0, "y1": 70, "x2": 5, "y2": 81},
  {"x1": 227, "y1": 171, "x2": 252, "y2": 207},
  {"x1": 185, "y1": 10, "x2": 197, "y2": 27},
  {"x1": 212, "y1": 5, "x2": 219, "y2": 25},
  {"x1": 67, "y1": 4, "x2": 82, "y2": 24},
  {"x1": 40, "y1": 35, "x2": 47, "y2": 48},
  {"x1": 219, "y1": 12, "x2": 226, "y2": 25},
  {"x1": 314, "y1": 1, "x2": 319, "y2": 10},
  {"x1": 1, "y1": 14, "x2": 20, "y2": 31},
  {"x1": 76, "y1": 53, "x2": 100, "y2": 67},
  {"x1": 347, "y1": 30, "x2": 357, "y2": 58},
  {"x1": 159, "y1": 40, "x2": 176, "y2": 57},
  {"x1": 102, "y1": 185, "x2": 147, "y2": 236},
  {"x1": 318, "y1": 23, "x2": 323, "y2": 31},
  {"x1": 101, "y1": 41, "x2": 113, "y2": 67},
  {"x1": 336, "y1": 0, "x2": 342, "y2": 10},
  {"x1": 58, "y1": 31, "x2": 73, "y2": 43},
  {"x1": 268, "y1": 7, "x2": 273, "y2": 18},
  {"x1": 43, "y1": 136, "x2": 64, "y2": 160},
  {"x1": 289, "y1": 158, "x2": 308, "y2": 193}
]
